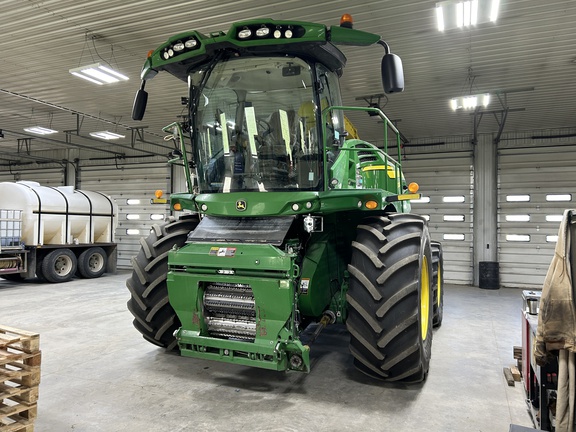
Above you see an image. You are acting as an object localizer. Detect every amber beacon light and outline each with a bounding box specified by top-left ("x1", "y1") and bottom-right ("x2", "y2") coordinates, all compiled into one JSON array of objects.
[{"x1": 340, "y1": 14, "x2": 354, "y2": 28}]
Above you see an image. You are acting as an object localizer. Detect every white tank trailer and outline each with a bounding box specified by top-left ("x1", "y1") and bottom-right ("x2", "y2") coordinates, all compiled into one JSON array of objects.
[{"x1": 0, "y1": 181, "x2": 118, "y2": 283}]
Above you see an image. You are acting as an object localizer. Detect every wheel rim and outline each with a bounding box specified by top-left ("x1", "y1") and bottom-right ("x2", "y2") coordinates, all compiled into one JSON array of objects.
[
  {"x1": 55, "y1": 255, "x2": 73, "y2": 275},
  {"x1": 89, "y1": 253, "x2": 104, "y2": 272},
  {"x1": 437, "y1": 266, "x2": 442, "y2": 308},
  {"x1": 420, "y1": 255, "x2": 430, "y2": 341}
]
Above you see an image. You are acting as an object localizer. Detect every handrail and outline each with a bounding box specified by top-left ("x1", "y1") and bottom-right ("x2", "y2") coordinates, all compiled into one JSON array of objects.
[
  {"x1": 321, "y1": 106, "x2": 403, "y2": 193},
  {"x1": 163, "y1": 122, "x2": 194, "y2": 193}
]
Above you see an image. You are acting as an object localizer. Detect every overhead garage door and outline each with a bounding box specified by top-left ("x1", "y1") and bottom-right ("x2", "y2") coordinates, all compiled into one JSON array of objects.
[
  {"x1": 79, "y1": 162, "x2": 171, "y2": 269},
  {"x1": 0, "y1": 166, "x2": 64, "y2": 185},
  {"x1": 401, "y1": 150, "x2": 474, "y2": 284},
  {"x1": 498, "y1": 144, "x2": 576, "y2": 288}
]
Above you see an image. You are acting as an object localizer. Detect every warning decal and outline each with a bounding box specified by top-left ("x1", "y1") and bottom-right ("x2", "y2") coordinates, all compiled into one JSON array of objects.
[
  {"x1": 300, "y1": 278, "x2": 310, "y2": 295},
  {"x1": 209, "y1": 247, "x2": 236, "y2": 257}
]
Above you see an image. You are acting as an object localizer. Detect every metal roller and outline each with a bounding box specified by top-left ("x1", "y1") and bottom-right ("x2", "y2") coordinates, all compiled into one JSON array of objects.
[{"x1": 203, "y1": 282, "x2": 257, "y2": 340}]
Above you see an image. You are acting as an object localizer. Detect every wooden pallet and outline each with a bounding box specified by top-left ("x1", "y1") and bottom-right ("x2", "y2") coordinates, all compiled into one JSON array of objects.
[{"x1": 0, "y1": 326, "x2": 40, "y2": 432}]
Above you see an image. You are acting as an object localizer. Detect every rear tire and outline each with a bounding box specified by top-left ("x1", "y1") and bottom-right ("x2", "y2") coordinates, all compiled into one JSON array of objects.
[
  {"x1": 346, "y1": 213, "x2": 433, "y2": 383},
  {"x1": 78, "y1": 247, "x2": 107, "y2": 279},
  {"x1": 431, "y1": 241, "x2": 444, "y2": 327},
  {"x1": 42, "y1": 249, "x2": 77, "y2": 283},
  {"x1": 126, "y1": 215, "x2": 199, "y2": 350}
]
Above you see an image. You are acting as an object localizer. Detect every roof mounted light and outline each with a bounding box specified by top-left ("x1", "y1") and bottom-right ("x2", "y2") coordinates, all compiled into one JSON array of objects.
[
  {"x1": 23, "y1": 126, "x2": 58, "y2": 135},
  {"x1": 69, "y1": 62, "x2": 129, "y2": 85},
  {"x1": 340, "y1": 13, "x2": 354, "y2": 29},
  {"x1": 256, "y1": 26, "x2": 270, "y2": 37},
  {"x1": 89, "y1": 131, "x2": 125, "y2": 140},
  {"x1": 238, "y1": 28, "x2": 252, "y2": 39}
]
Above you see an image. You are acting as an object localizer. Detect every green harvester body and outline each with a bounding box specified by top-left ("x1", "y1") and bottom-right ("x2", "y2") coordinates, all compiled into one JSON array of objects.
[{"x1": 131, "y1": 17, "x2": 426, "y2": 374}]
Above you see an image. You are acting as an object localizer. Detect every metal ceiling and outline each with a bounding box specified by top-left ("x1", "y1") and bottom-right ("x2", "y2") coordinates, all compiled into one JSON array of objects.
[{"x1": 1, "y1": 0, "x2": 575, "y2": 167}]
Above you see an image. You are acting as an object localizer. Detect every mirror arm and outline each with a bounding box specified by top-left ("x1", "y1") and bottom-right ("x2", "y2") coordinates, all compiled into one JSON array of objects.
[{"x1": 377, "y1": 39, "x2": 391, "y2": 55}]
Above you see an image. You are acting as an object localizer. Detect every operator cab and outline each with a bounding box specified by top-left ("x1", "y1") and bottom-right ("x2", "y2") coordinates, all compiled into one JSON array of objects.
[{"x1": 191, "y1": 55, "x2": 344, "y2": 193}]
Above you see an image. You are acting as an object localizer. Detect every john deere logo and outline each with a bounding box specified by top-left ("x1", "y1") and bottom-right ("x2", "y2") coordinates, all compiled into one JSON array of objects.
[{"x1": 236, "y1": 200, "x2": 247, "y2": 211}]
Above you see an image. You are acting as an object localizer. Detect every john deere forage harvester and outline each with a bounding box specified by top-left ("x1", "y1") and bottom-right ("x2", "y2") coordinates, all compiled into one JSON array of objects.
[{"x1": 127, "y1": 15, "x2": 444, "y2": 382}]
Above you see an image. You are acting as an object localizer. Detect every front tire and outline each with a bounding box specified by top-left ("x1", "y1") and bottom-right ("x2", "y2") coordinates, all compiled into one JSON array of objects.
[
  {"x1": 346, "y1": 213, "x2": 433, "y2": 383},
  {"x1": 126, "y1": 215, "x2": 199, "y2": 350}
]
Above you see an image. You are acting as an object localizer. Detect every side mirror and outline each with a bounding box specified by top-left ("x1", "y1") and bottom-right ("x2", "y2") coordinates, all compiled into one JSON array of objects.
[
  {"x1": 381, "y1": 53, "x2": 405, "y2": 94},
  {"x1": 132, "y1": 88, "x2": 148, "y2": 121}
]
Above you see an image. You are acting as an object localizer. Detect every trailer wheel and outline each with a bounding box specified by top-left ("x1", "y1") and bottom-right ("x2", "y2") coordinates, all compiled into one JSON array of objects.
[
  {"x1": 346, "y1": 213, "x2": 433, "y2": 383},
  {"x1": 431, "y1": 241, "x2": 444, "y2": 328},
  {"x1": 36, "y1": 258, "x2": 47, "y2": 282},
  {"x1": 41, "y1": 249, "x2": 77, "y2": 283},
  {"x1": 126, "y1": 215, "x2": 199, "y2": 350},
  {"x1": 78, "y1": 247, "x2": 107, "y2": 279}
]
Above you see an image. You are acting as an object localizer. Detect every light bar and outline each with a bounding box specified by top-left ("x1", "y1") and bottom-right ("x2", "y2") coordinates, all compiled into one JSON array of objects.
[
  {"x1": 69, "y1": 63, "x2": 129, "y2": 85},
  {"x1": 23, "y1": 126, "x2": 58, "y2": 135},
  {"x1": 450, "y1": 93, "x2": 490, "y2": 110},
  {"x1": 89, "y1": 131, "x2": 125, "y2": 140}
]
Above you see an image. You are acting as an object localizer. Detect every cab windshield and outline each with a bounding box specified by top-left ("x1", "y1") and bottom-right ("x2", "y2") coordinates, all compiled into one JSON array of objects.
[{"x1": 190, "y1": 56, "x2": 324, "y2": 193}]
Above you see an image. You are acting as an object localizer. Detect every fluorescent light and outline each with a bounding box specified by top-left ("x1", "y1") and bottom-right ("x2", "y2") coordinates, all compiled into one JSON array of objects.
[
  {"x1": 490, "y1": 0, "x2": 500, "y2": 22},
  {"x1": 89, "y1": 130, "x2": 125, "y2": 140},
  {"x1": 471, "y1": 0, "x2": 479, "y2": 25},
  {"x1": 450, "y1": 93, "x2": 491, "y2": 110},
  {"x1": 23, "y1": 126, "x2": 58, "y2": 135},
  {"x1": 436, "y1": 0, "x2": 498, "y2": 31},
  {"x1": 69, "y1": 62, "x2": 129, "y2": 85},
  {"x1": 456, "y1": 2, "x2": 464, "y2": 27},
  {"x1": 436, "y1": 6, "x2": 445, "y2": 31}
]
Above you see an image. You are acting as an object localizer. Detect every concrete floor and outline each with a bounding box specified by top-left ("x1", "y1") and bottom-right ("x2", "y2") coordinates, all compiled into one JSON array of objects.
[{"x1": 1, "y1": 272, "x2": 535, "y2": 432}]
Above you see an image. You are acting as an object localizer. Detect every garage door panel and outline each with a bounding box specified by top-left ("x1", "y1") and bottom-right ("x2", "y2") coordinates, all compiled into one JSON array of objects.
[
  {"x1": 0, "y1": 168, "x2": 64, "y2": 186},
  {"x1": 403, "y1": 151, "x2": 473, "y2": 284},
  {"x1": 80, "y1": 162, "x2": 171, "y2": 269},
  {"x1": 498, "y1": 145, "x2": 575, "y2": 288}
]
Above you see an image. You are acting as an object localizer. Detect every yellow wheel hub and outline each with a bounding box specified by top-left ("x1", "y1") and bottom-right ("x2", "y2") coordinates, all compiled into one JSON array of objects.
[
  {"x1": 437, "y1": 266, "x2": 442, "y2": 309},
  {"x1": 420, "y1": 255, "x2": 430, "y2": 341}
]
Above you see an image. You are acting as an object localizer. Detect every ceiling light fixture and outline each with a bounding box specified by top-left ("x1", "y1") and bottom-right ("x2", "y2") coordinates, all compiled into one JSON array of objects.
[
  {"x1": 89, "y1": 131, "x2": 125, "y2": 140},
  {"x1": 450, "y1": 93, "x2": 490, "y2": 110},
  {"x1": 436, "y1": 0, "x2": 500, "y2": 31},
  {"x1": 69, "y1": 63, "x2": 129, "y2": 85},
  {"x1": 23, "y1": 126, "x2": 58, "y2": 135}
]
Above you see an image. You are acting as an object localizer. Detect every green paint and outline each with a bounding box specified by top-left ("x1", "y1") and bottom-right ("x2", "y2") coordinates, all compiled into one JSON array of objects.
[{"x1": 137, "y1": 17, "x2": 415, "y2": 373}]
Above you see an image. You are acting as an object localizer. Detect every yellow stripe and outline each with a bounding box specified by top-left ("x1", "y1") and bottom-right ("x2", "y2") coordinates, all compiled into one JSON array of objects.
[
  {"x1": 361, "y1": 165, "x2": 397, "y2": 179},
  {"x1": 397, "y1": 193, "x2": 420, "y2": 201}
]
